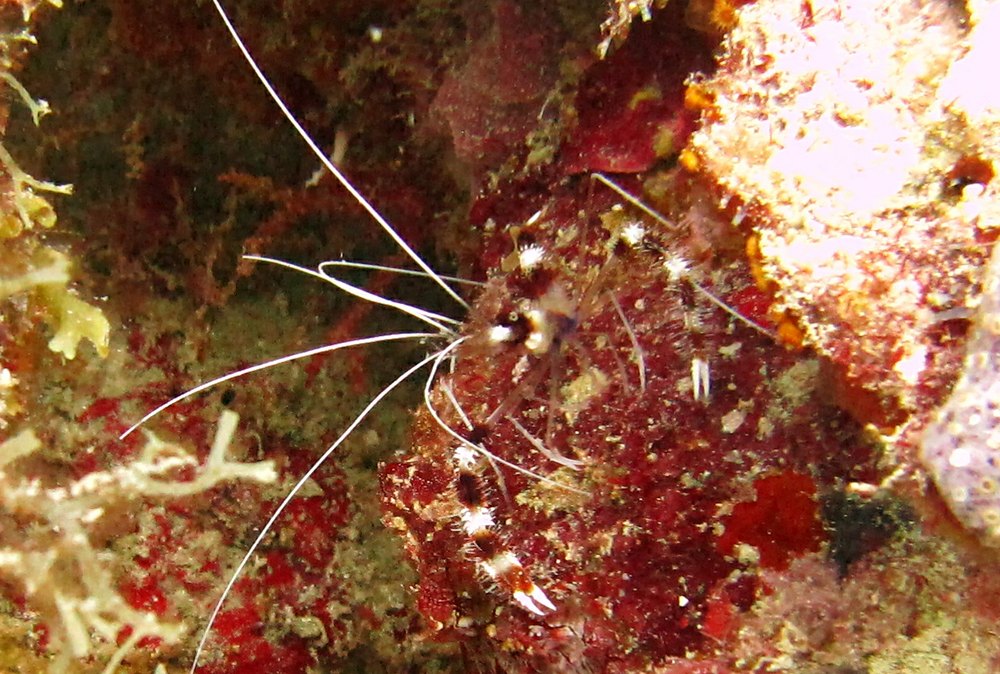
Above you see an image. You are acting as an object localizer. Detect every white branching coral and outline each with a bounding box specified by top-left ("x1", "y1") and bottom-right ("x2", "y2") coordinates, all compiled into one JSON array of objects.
[
  {"x1": 0, "y1": 3, "x2": 110, "y2": 364},
  {"x1": 0, "y1": 60, "x2": 72, "y2": 239},
  {"x1": 0, "y1": 247, "x2": 110, "y2": 360},
  {"x1": 0, "y1": 410, "x2": 277, "y2": 673}
]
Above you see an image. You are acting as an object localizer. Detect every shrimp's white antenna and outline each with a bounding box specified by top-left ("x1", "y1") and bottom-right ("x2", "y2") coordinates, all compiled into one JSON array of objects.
[
  {"x1": 119, "y1": 332, "x2": 432, "y2": 439},
  {"x1": 208, "y1": 0, "x2": 468, "y2": 310},
  {"x1": 421, "y1": 340, "x2": 590, "y2": 496},
  {"x1": 592, "y1": 172, "x2": 775, "y2": 340},
  {"x1": 609, "y1": 292, "x2": 646, "y2": 391},
  {"x1": 592, "y1": 172, "x2": 679, "y2": 230},
  {"x1": 244, "y1": 255, "x2": 460, "y2": 334},
  {"x1": 189, "y1": 348, "x2": 443, "y2": 673},
  {"x1": 689, "y1": 281, "x2": 774, "y2": 340},
  {"x1": 508, "y1": 416, "x2": 586, "y2": 470},
  {"x1": 320, "y1": 260, "x2": 483, "y2": 287},
  {"x1": 441, "y1": 381, "x2": 474, "y2": 430}
]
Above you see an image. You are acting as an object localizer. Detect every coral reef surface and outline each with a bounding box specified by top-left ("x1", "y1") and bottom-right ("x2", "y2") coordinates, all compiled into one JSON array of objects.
[{"x1": 2, "y1": 0, "x2": 1000, "y2": 673}]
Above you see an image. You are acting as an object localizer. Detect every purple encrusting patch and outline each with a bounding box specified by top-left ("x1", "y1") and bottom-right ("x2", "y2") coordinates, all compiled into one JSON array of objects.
[{"x1": 921, "y1": 243, "x2": 1000, "y2": 546}]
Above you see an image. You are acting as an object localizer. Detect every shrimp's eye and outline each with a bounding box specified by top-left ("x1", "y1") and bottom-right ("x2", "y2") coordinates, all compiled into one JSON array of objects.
[{"x1": 489, "y1": 311, "x2": 529, "y2": 346}]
